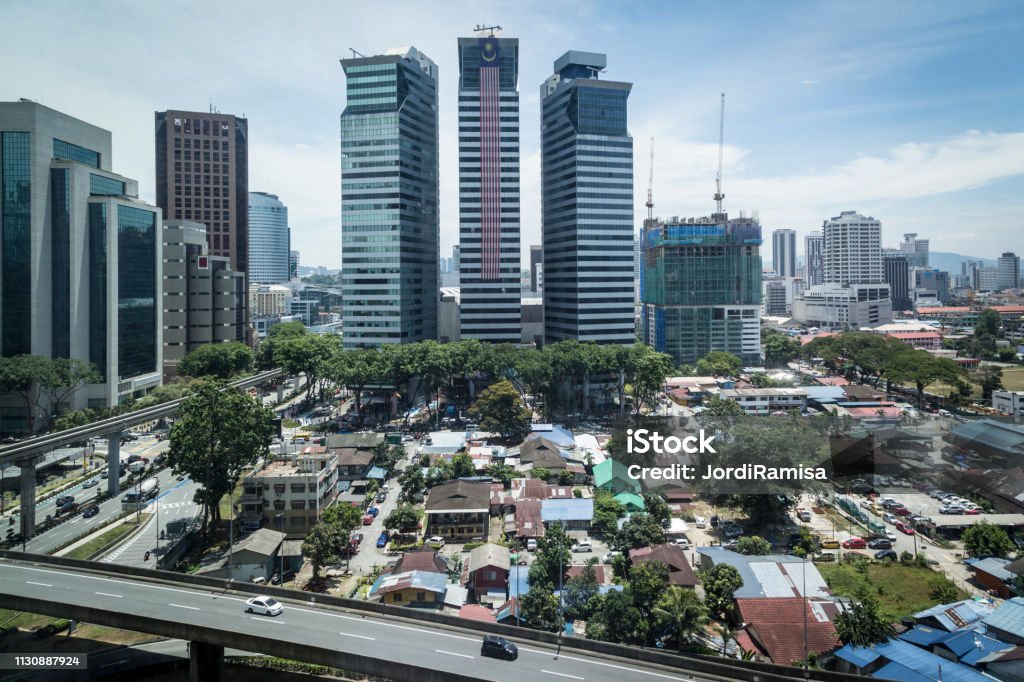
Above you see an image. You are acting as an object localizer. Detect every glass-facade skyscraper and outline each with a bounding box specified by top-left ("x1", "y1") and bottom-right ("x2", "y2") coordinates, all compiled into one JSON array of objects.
[
  {"x1": 641, "y1": 215, "x2": 763, "y2": 366},
  {"x1": 0, "y1": 100, "x2": 162, "y2": 427},
  {"x1": 772, "y1": 228, "x2": 796, "y2": 277},
  {"x1": 247, "y1": 191, "x2": 290, "y2": 284},
  {"x1": 340, "y1": 46, "x2": 439, "y2": 347},
  {"x1": 540, "y1": 51, "x2": 635, "y2": 344},
  {"x1": 457, "y1": 32, "x2": 522, "y2": 342}
]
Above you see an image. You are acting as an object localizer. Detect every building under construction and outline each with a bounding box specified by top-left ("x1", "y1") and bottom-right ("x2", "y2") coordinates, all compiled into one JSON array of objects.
[{"x1": 640, "y1": 213, "x2": 763, "y2": 367}]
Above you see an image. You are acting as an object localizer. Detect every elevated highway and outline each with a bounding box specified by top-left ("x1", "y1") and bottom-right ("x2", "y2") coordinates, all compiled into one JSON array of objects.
[
  {"x1": 0, "y1": 552, "x2": 868, "y2": 682},
  {"x1": 0, "y1": 369, "x2": 285, "y2": 538}
]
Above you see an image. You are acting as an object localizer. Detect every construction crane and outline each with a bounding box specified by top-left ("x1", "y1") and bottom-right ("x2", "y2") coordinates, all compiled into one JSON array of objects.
[
  {"x1": 645, "y1": 137, "x2": 655, "y2": 222},
  {"x1": 713, "y1": 92, "x2": 726, "y2": 215},
  {"x1": 474, "y1": 24, "x2": 502, "y2": 35}
]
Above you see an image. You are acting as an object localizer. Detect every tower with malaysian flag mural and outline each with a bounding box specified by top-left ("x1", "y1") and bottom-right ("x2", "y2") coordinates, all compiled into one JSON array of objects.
[{"x1": 457, "y1": 27, "x2": 522, "y2": 342}]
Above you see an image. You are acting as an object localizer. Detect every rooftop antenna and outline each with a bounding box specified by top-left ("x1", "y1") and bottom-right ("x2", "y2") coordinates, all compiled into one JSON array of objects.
[
  {"x1": 474, "y1": 24, "x2": 502, "y2": 36},
  {"x1": 713, "y1": 92, "x2": 726, "y2": 215},
  {"x1": 645, "y1": 137, "x2": 655, "y2": 222},
  {"x1": 349, "y1": 48, "x2": 365, "y2": 58}
]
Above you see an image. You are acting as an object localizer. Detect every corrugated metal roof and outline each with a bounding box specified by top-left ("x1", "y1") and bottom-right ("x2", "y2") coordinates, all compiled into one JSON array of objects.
[
  {"x1": 874, "y1": 661, "x2": 941, "y2": 682},
  {"x1": 984, "y1": 597, "x2": 1024, "y2": 640},
  {"x1": 541, "y1": 498, "x2": 594, "y2": 522},
  {"x1": 837, "y1": 640, "x2": 994, "y2": 681}
]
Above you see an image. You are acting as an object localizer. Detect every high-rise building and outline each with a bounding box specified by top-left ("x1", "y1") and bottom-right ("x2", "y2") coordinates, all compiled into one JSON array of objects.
[
  {"x1": 900, "y1": 232, "x2": 929, "y2": 268},
  {"x1": 457, "y1": 31, "x2": 521, "y2": 342},
  {"x1": 540, "y1": 51, "x2": 634, "y2": 345},
  {"x1": 772, "y1": 228, "x2": 796, "y2": 278},
  {"x1": 998, "y1": 252, "x2": 1020, "y2": 290},
  {"x1": 247, "y1": 191, "x2": 290, "y2": 284},
  {"x1": 452, "y1": 244, "x2": 460, "y2": 272},
  {"x1": 529, "y1": 244, "x2": 543, "y2": 293},
  {"x1": 914, "y1": 267, "x2": 950, "y2": 303},
  {"x1": 804, "y1": 231, "x2": 824, "y2": 286},
  {"x1": 340, "y1": 46, "x2": 439, "y2": 347},
  {"x1": 162, "y1": 221, "x2": 244, "y2": 378},
  {"x1": 0, "y1": 100, "x2": 163, "y2": 422},
  {"x1": 154, "y1": 109, "x2": 248, "y2": 333},
  {"x1": 883, "y1": 254, "x2": 911, "y2": 311},
  {"x1": 823, "y1": 210, "x2": 883, "y2": 285},
  {"x1": 764, "y1": 280, "x2": 788, "y2": 316},
  {"x1": 641, "y1": 215, "x2": 762, "y2": 366},
  {"x1": 289, "y1": 250, "x2": 299, "y2": 280}
]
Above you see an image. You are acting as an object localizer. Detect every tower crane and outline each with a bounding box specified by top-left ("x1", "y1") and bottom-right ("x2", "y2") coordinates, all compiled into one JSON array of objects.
[
  {"x1": 713, "y1": 92, "x2": 726, "y2": 215},
  {"x1": 645, "y1": 137, "x2": 655, "y2": 223}
]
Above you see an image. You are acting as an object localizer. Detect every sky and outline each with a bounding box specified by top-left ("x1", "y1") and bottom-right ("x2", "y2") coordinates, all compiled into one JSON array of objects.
[{"x1": 3, "y1": 0, "x2": 1023, "y2": 270}]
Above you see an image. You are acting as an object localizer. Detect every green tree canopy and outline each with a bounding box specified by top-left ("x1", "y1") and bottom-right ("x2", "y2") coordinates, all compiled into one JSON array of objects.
[
  {"x1": 528, "y1": 522, "x2": 571, "y2": 589},
  {"x1": 319, "y1": 502, "x2": 363, "y2": 531},
  {"x1": 642, "y1": 491, "x2": 671, "y2": 528},
  {"x1": 467, "y1": 379, "x2": 532, "y2": 441},
  {"x1": 398, "y1": 465, "x2": 426, "y2": 503},
  {"x1": 701, "y1": 563, "x2": 743, "y2": 619},
  {"x1": 586, "y1": 589, "x2": 641, "y2": 644},
  {"x1": 178, "y1": 342, "x2": 253, "y2": 379},
  {"x1": 302, "y1": 521, "x2": 349, "y2": 580},
  {"x1": 962, "y1": 521, "x2": 1014, "y2": 558},
  {"x1": 695, "y1": 351, "x2": 742, "y2": 378},
  {"x1": 613, "y1": 512, "x2": 666, "y2": 552},
  {"x1": 451, "y1": 452, "x2": 476, "y2": 479},
  {"x1": 736, "y1": 535, "x2": 772, "y2": 555},
  {"x1": 762, "y1": 329, "x2": 802, "y2": 368},
  {"x1": 384, "y1": 504, "x2": 421, "y2": 533},
  {"x1": 167, "y1": 380, "x2": 274, "y2": 535},
  {"x1": 521, "y1": 584, "x2": 562, "y2": 632},
  {"x1": 486, "y1": 461, "x2": 516, "y2": 487},
  {"x1": 834, "y1": 597, "x2": 895, "y2": 647},
  {"x1": 653, "y1": 585, "x2": 710, "y2": 652}
]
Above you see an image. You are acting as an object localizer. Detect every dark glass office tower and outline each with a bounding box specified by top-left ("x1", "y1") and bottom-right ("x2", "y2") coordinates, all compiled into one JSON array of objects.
[
  {"x1": 541, "y1": 51, "x2": 634, "y2": 344},
  {"x1": 457, "y1": 32, "x2": 521, "y2": 342},
  {"x1": 340, "y1": 47, "x2": 439, "y2": 347}
]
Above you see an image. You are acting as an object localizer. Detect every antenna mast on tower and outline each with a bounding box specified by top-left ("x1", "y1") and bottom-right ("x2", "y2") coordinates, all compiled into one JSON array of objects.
[
  {"x1": 474, "y1": 24, "x2": 502, "y2": 36},
  {"x1": 713, "y1": 92, "x2": 726, "y2": 215},
  {"x1": 645, "y1": 137, "x2": 655, "y2": 223}
]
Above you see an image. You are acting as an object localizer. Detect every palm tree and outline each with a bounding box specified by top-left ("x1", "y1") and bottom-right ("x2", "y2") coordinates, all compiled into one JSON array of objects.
[
  {"x1": 652, "y1": 586, "x2": 709, "y2": 652},
  {"x1": 718, "y1": 623, "x2": 737, "y2": 657}
]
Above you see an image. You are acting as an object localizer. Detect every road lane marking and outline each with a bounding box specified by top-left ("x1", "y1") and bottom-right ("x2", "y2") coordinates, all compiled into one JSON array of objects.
[
  {"x1": 339, "y1": 632, "x2": 375, "y2": 641},
  {"x1": 542, "y1": 671, "x2": 584, "y2": 680},
  {"x1": 169, "y1": 603, "x2": 199, "y2": 611},
  {"x1": 26, "y1": 581, "x2": 52, "y2": 587},
  {"x1": 435, "y1": 649, "x2": 473, "y2": 659},
  {"x1": 329, "y1": 612, "x2": 477, "y2": 643},
  {"x1": 519, "y1": 647, "x2": 687, "y2": 681},
  {"x1": 96, "y1": 592, "x2": 124, "y2": 598},
  {"x1": 250, "y1": 617, "x2": 282, "y2": 624}
]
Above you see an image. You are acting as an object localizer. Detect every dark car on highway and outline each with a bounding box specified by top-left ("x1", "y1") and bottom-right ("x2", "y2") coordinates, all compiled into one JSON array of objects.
[
  {"x1": 82, "y1": 506, "x2": 99, "y2": 518},
  {"x1": 481, "y1": 635, "x2": 518, "y2": 661}
]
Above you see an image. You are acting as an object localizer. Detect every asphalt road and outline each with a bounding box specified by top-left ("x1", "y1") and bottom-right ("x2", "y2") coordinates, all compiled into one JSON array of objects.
[{"x1": 0, "y1": 559, "x2": 721, "y2": 682}]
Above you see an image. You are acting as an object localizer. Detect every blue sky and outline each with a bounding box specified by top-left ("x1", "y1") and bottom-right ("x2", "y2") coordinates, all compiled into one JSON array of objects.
[{"x1": 3, "y1": 0, "x2": 1022, "y2": 268}]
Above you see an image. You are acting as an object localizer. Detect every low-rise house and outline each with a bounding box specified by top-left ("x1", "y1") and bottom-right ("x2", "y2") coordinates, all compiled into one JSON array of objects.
[
  {"x1": 984, "y1": 597, "x2": 1024, "y2": 645},
  {"x1": 614, "y1": 492, "x2": 645, "y2": 512},
  {"x1": 512, "y1": 499, "x2": 544, "y2": 540},
  {"x1": 629, "y1": 544, "x2": 699, "y2": 587},
  {"x1": 465, "y1": 543, "x2": 511, "y2": 598},
  {"x1": 594, "y1": 458, "x2": 640, "y2": 495},
  {"x1": 196, "y1": 528, "x2": 285, "y2": 582},
  {"x1": 913, "y1": 599, "x2": 995, "y2": 632},
  {"x1": 966, "y1": 557, "x2": 1018, "y2": 598},
  {"x1": 735, "y1": 598, "x2": 841, "y2": 665},
  {"x1": 391, "y1": 548, "x2": 448, "y2": 575},
  {"x1": 367, "y1": 570, "x2": 448, "y2": 609},
  {"x1": 833, "y1": 638, "x2": 994, "y2": 681},
  {"x1": 241, "y1": 452, "x2": 339, "y2": 535},
  {"x1": 719, "y1": 388, "x2": 808, "y2": 415},
  {"x1": 425, "y1": 480, "x2": 490, "y2": 540},
  {"x1": 541, "y1": 498, "x2": 593, "y2": 530},
  {"x1": 335, "y1": 448, "x2": 374, "y2": 480},
  {"x1": 697, "y1": 548, "x2": 830, "y2": 599}
]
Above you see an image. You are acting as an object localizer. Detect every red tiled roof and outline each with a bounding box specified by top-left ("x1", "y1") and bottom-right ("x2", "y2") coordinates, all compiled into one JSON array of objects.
[
  {"x1": 815, "y1": 376, "x2": 849, "y2": 386},
  {"x1": 737, "y1": 598, "x2": 841, "y2": 665},
  {"x1": 515, "y1": 499, "x2": 544, "y2": 538},
  {"x1": 566, "y1": 565, "x2": 607, "y2": 584},
  {"x1": 628, "y1": 543, "x2": 699, "y2": 587},
  {"x1": 917, "y1": 307, "x2": 970, "y2": 314},
  {"x1": 459, "y1": 605, "x2": 497, "y2": 623},
  {"x1": 391, "y1": 548, "x2": 448, "y2": 575}
]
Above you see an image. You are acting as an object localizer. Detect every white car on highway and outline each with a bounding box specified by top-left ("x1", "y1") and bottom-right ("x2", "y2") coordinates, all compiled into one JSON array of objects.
[{"x1": 245, "y1": 596, "x2": 283, "y2": 616}]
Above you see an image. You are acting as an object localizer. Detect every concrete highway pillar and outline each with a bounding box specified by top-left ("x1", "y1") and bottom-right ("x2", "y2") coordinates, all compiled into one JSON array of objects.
[
  {"x1": 189, "y1": 641, "x2": 223, "y2": 682},
  {"x1": 15, "y1": 456, "x2": 39, "y2": 539},
  {"x1": 277, "y1": 384, "x2": 285, "y2": 402},
  {"x1": 106, "y1": 433, "x2": 121, "y2": 496}
]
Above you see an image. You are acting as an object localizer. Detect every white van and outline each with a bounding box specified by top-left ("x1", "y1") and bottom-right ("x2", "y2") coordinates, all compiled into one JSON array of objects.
[
  {"x1": 694, "y1": 516, "x2": 707, "y2": 529},
  {"x1": 526, "y1": 538, "x2": 538, "y2": 551}
]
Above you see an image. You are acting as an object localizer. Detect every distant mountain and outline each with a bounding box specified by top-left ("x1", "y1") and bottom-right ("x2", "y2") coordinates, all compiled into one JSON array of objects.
[{"x1": 929, "y1": 251, "x2": 996, "y2": 274}]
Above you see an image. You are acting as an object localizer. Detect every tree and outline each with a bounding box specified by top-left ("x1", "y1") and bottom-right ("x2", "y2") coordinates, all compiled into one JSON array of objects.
[
  {"x1": 642, "y1": 491, "x2": 671, "y2": 528},
  {"x1": 653, "y1": 586, "x2": 709, "y2": 652},
  {"x1": 974, "y1": 308, "x2": 1002, "y2": 357},
  {"x1": 397, "y1": 465, "x2": 426, "y2": 503},
  {"x1": 0, "y1": 355, "x2": 55, "y2": 434},
  {"x1": 467, "y1": 379, "x2": 532, "y2": 441},
  {"x1": 531, "y1": 467, "x2": 550, "y2": 482},
  {"x1": 587, "y1": 589, "x2": 641, "y2": 644},
  {"x1": 320, "y1": 502, "x2": 363, "y2": 531},
  {"x1": 701, "y1": 395, "x2": 745, "y2": 418},
  {"x1": 695, "y1": 351, "x2": 742, "y2": 378},
  {"x1": 558, "y1": 470, "x2": 575, "y2": 486},
  {"x1": 528, "y1": 522, "x2": 571, "y2": 589},
  {"x1": 486, "y1": 461, "x2": 516, "y2": 487},
  {"x1": 625, "y1": 346, "x2": 674, "y2": 419},
  {"x1": 962, "y1": 521, "x2": 1014, "y2": 558},
  {"x1": 834, "y1": 597, "x2": 895, "y2": 647},
  {"x1": 701, "y1": 563, "x2": 743, "y2": 619},
  {"x1": 384, "y1": 504, "x2": 420, "y2": 533},
  {"x1": 302, "y1": 521, "x2": 349, "y2": 580},
  {"x1": 628, "y1": 560, "x2": 670, "y2": 626},
  {"x1": 929, "y1": 579, "x2": 961, "y2": 604},
  {"x1": 592, "y1": 491, "x2": 627, "y2": 536},
  {"x1": 451, "y1": 452, "x2": 476, "y2": 479},
  {"x1": 791, "y1": 525, "x2": 818, "y2": 558},
  {"x1": 42, "y1": 358, "x2": 101, "y2": 426},
  {"x1": 886, "y1": 347, "x2": 965, "y2": 407},
  {"x1": 178, "y1": 342, "x2": 253, "y2": 379},
  {"x1": 520, "y1": 584, "x2": 561, "y2": 632},
  {"x1": 762, "y1": 329, "x2": 802, "y2": 368},
  {"x1": 167, "y1": 380, "x2": 274, "y2": 535},
  {"x1": 972, "y1": 365, "x2": 1004, "y2": 401},
  {"x1": 425, "y1": 460, "x2": 453, "y2": 488},
  {"x1": 562, "y1": 560, "x2": 601, "y2": 621},
  {"x1": 736, "y1": 535, "x2": 772, "y2": 555},
  {"x1": 613, "y1": 513, "x2": 666, "y2": 552}
]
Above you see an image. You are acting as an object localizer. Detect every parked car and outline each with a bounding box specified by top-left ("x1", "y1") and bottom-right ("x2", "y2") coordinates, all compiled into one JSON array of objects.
[
  {"x1": 939, "y1": 505, "x2": 964, "y2": 515},
  {"x1": 671, "y1": 537, "x2": 691, "y2": 549},
  {"x1": 723, "y1": 524, "x2": 744, "y2": 538},
  {"x1": 885, "y1": 529, "x2": 897, "y2": 541},
  {"x1": 362, "y1": 514, "x2": 374, "y2": 526},
  {"x1": 270, "y1": 570, "x2": 296, "y2": 585},
  {"x1": 867, "y1": 538, "x2": 892, "y2": 549},
  {"x1": 694, "y1": 516, "x2": 707, "y2": 529},
  {"x1": 526, "y1": 538, "x2": 538, "y2": 551},
  {"x1": 601, "y1": 551, "x2": 621, "y2": 564},
  {"x1": 481, "y1": 635, "x2": 518, "y2": 661},
  {"x1": 964, "y1": 508, "x2": 982, "y2": 515},
  {"x1": 572, "y1": 541, "x2": 593, "y2": 553},
  {"x1": 842, "y1": 537, "x2": 867, "y2": 549},
  {"x1": 427, "y1": 536, "x2": 446, "y2": 547},
  {"x1": 820, "y1": 539, "x2": 841, "y2": 549},
  {"x1": 874, "y1": 550, "x2": 899, "y2": 561},
  {"x1": 891, "y1": 506, "x2": 912, "y2": 516},
  {"x1": 895, "y1": 522, "x2": 915, "y2": 535},
  {"x1": 883, "y1": 512, "x2": 898, "y2": 524},
  {"x1": 376, "y1": 493, "x2": 387, "y2": 504},
  {"x1": 368, "y1": 507, "x2": 379, "y2": 517},
  {"x1": 244, "y1": 596, "x2": 283, "y2": 616},
  {"x1": 376, "y1": 531, "x2": 389, "y2": 548}
]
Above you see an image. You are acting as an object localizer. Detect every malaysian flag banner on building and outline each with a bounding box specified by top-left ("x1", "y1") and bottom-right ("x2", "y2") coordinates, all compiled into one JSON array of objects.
[{"x1": 479, "y1": 37, "x2": 500, "y2": 281}]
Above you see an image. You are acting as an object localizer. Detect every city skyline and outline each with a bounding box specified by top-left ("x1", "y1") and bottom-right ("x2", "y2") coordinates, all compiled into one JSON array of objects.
[{"x1": 2, "y1": 0, "x2": 1022, "y2": 270}]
